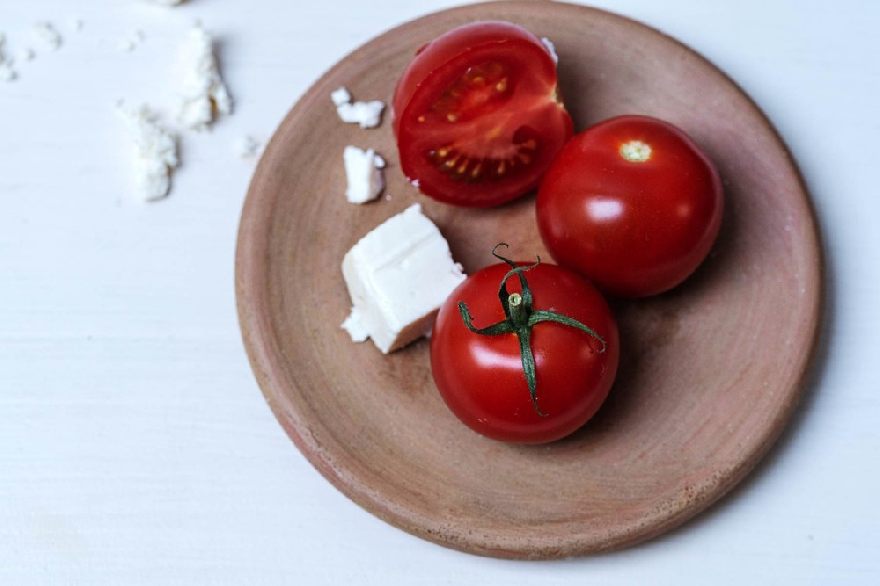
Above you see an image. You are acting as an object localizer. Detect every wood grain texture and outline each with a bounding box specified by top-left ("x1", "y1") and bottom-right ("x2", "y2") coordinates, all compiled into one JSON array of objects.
[{"x1": 235, "y1": 1, "x2": 822, "y2": 559}]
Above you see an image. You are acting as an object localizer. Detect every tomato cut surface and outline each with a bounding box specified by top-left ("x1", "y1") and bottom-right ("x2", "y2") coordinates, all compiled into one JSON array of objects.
[{"x1": 393, "y1": 21, "x2": 572, "y2": 207}]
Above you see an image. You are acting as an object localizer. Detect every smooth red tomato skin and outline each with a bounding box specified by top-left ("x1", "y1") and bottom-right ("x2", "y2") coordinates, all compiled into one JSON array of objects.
[
  {"x1": 536, "y1": 115, "x2": 724, "y2": 297},
  {"x1": 430, "y1": 263, "x2": 619, "y2": 444},
  {"x1": 392, "y1": 21, "x2": 572, "y2": 207}
]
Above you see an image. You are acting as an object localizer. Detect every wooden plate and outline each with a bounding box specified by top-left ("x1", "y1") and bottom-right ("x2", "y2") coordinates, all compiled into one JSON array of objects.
[{"x1": 235, "y1": 1, "x2": 822, "y2": 559}]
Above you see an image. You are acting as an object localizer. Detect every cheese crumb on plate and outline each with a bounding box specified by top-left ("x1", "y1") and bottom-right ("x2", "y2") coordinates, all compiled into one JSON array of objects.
[
  {"x1": 343, "y1": 145, "x2": 385, "y2": 204},
  {"x1": 341, "y1": 204, "x2": 467, "y2": 354},
  {"x1": 331, "y1": 85, "x2": 385, "y2": 129},
  {"x1": 541, "y1": 37, "x2": 558, "y2": 64}
]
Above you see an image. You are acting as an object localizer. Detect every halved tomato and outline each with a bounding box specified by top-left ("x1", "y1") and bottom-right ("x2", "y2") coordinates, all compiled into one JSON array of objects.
[{"x1": 392, "y1": 21, "x2": 573, "y2": 207}]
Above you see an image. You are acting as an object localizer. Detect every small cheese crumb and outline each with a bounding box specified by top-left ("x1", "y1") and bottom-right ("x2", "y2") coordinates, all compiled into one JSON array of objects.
[
  {"x1": 234, "y1": 135, "x2": 263, "y2": 160},
  {"x1": 17, "y1": 47, "x2": 36, "y2": 62},
  {"x1": 69, "y1": 19, "x2": 84, "y2": 33},
  {"x1": 341, "y1": 309, "x2": 369, "y2": 342},
  {"x1": 178, "y1": 23, "x2": 232, "y2": 131},
  {"x1": 541, "y1": 37, "x2": 558, "y2": 64},
  {"x1": 331, "y1": 85, "x2": 385, "y2": 129},
  {"x1": 343, "y1": 145, "x2": 385, "y2": 204},
  {"x1": 32, "y1": 22, "x2": 63, "y2": 52},
  {"x1": 337, "y1": 101, "x2": 385, "y2": 129},
  {"x1": 0, "y1": 33, "x2": 16, "y2": 82},
  {"x1": 147, "y1": 0, "x2": 186, "y2": 5},
  {"x1": 341, "y1": 204, "x2": 467, "y2": 353},
  {"x1": 330, "y1": 86, "x2": 351, "y2": 107},
  {"x1": 116, "y1": 102, "x2": 180, "y2": 202}
]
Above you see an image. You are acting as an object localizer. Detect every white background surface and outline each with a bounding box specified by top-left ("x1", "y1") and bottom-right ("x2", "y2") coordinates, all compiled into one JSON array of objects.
[{"x1": 1, "y1": 1, "x2": 878, "y2": 584}]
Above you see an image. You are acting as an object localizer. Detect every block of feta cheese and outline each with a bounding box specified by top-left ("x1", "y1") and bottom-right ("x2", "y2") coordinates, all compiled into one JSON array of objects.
[
  {"x1": 343, "y1": 145, "x2": 385, "y2": 204},
  {"x1": 341, "y1": 204, "x2": 466, "y2": 354}
]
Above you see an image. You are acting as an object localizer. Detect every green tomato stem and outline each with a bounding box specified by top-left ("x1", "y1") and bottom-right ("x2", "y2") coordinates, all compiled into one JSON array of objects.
[{"x1": 456, "y1": 244, "x2": 607, "y2": 416}]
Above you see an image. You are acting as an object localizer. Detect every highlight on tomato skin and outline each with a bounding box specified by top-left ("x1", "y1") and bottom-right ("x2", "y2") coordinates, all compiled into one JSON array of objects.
[
  {"x1": 392, "y1": 21, "x2": 573, "y2": 208},
  {"x1": 536, "y1": 115, "x2": 724, "y2": 298},
  {"x1": 430, "y1": 256, "x2": 619, "y2": 444}
]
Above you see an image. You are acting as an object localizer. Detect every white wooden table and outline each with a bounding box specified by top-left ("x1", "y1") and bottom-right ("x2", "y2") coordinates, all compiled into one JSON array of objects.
[{"x1": 2, "y1": 1, "x2": 878, "y2": 583}]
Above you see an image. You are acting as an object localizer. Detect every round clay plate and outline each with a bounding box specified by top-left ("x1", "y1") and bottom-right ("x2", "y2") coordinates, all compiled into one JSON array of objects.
[{"x1": 235, "y1": 1, "x2": 822, "y2": 559}]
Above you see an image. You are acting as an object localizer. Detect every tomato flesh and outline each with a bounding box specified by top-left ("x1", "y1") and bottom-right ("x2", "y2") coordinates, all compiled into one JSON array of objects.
[
  {"x1": 431, "y1": 262, "x2": 619, "y2": 443},
  {"x1": 393, "y1": 22, "x2": 573, "y2": 207},
  {"x1": 537, "y1": 115, "x2": 724, "y2": 297}
]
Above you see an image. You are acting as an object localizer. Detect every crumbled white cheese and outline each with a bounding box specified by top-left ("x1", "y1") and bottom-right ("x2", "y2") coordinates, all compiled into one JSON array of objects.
[
  {"x1": 17, "y1": 47, "x2": 36, "y2": 62},
  {"x1": 177, "y1": 23, "x2": 232, "y2": 131},
  {"x1": 541, "y1": 37, "x2": 558, "y2": 64},
  {"x1": 147, "y1": 0, "x2": 186, "y2": 5},
  {"x1": 341, "y1": 204, "x2": 467, "y2": 353},
  {"x1": 331, "y1": 85, "x2": 385, "y2": 129},
  {"x1": 116, "y1": 102, "x2": 180, "y2": 202},
  {"x1": 330, "y1": 86, "x2": 352, "y2": 107},
  {"x1": 337, "y1": 101, "x2": 385, "y2": 129},
  {"x1": 343, "y1": 145, "x2": 385, "y2": 204},
  {"x1": 0, "y1": 33, "x2": 16, "y2": 82},
  {"x1": 69, "y1": 19, "x2": 84, "y2": 33},
  {"x1": 234, "y1": 135, "x2": 263, "y2": 160},
  {"x1": 341, "y1": 309, "x2": 369, "y2": 343},
  {"x1": 32, "y1": 22, "x2": 63, "y2": 52}
]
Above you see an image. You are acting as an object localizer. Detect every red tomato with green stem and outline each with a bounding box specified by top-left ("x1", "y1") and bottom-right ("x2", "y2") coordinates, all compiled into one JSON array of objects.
[
  {"x1": 392, "y1": 21, "x2": 573, "y2": 207},
  {"x1": 536, "y1": 115, "x2": 724, "y2": 297},
  {"x1": 431, "y1": 245, "x2": 619, "y2": 443}
]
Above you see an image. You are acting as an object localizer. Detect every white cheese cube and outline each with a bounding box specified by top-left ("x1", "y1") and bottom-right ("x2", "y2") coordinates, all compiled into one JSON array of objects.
[
  {"x1": 341, "y1": 204, "x2": 466, "y2": 353},
  {"x1": 343, "y1": 145, "x2": 385, "y2": 204}
]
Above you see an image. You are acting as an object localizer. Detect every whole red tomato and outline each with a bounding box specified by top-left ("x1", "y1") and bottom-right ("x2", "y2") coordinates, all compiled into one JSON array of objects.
[
  {"x1": 536, "y1": 115, "x2": 724, "y2": 297},
  {"x1": 431, "y1": 247, "x2": 619, "y2": 443},
  {"x1": 392, "y1": 21, "x2": 572, "y2": 207}
]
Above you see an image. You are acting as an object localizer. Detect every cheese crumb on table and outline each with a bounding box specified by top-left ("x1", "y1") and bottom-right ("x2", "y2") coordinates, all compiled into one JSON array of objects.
[
  {"x1": 116, "y1": 102, "x2": 180, "y2": 203},
  {"x1": 32, "y1": 22, "x2": 63, "y2": 51},
  {"x1": 234, "y1": 135, "x2": 263, "y2": 160},
  {"x1": 0, "y1": 33, "x2": 16, "y2": 82},
  {"x1": 341, "y1": 204, "x2": 467, "y2": 354},
  {"x1": 17, "y1": 47, "x2": 36, "y2": 62},
  {"x1": 331, "y1": 85, "x2": 385, "y2": 129},
  {"x1": 343, "y1": 145, "x2": 385, "y2": 204},
  {"x1": 178, "y1": 23, "x2": 232, "y2": 131}
]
